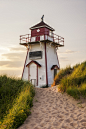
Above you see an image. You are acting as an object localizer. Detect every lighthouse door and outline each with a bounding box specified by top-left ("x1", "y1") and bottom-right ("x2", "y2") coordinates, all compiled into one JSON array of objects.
[{"x1": 30, "y1": 63, "x2": 37, "y2": 86}]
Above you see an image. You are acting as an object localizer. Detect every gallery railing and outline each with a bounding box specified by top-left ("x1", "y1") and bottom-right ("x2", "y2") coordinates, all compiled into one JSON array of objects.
[{"x1": 20, "y1": 31, "x2": 64, "y2": 46}]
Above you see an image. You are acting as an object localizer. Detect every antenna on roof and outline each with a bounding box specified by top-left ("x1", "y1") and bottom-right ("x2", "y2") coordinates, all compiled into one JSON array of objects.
[{"x1": 41, "y1": 15, "x2": 44, "y2": 22}]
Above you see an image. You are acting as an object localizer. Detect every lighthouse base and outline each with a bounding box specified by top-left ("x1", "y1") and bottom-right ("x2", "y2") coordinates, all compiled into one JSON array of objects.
[{"x1": 22, "y1": 43, "x2": 60, "y2": 87}]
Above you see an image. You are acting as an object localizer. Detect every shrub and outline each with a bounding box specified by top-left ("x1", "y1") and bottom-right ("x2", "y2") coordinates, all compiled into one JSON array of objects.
[
  {"x1": 0, "y1": 75, "x2": 35, "y2": 129},
  {"x1": 52, "y1": 66, "x2": 73, "y2": 86},
  {"x1": 79, "y1": 83, "x2": 86, "y2": 98},
  {"x1": 66, "y1": 87, "x2": 80, "y2": 99},
  {"x1": 54, "y1": 61, "x2": 86, "y2": 99}
]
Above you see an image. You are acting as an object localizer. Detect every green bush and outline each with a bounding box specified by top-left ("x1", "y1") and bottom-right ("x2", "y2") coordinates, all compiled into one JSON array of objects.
[
  {"x1": 12, "y1": 110, "x2": 27, "y2": 128},
  {"x1": 54, "y1": 61, "x2": 86, "y2": 99},
  {"x1": 66, "y1": 87, "x2": 80, "y2": 99},
  {"x1": 52, "y1": 66, "x2": 73, "y2": 86},
  {"x1": 79, "y1": 83, "x2": 86, "y2": 98},
  {"x1": 0, "y1": 75, "x2": 35, "y2": 129}
]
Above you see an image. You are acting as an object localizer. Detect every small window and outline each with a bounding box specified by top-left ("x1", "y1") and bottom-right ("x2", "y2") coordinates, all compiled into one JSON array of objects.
[
  {"x1": 29, "y1": 51, "x2": 42, "y2": 60},
  {"x1": 54, "y1": 69, "x2": 57, "y2": 78}
]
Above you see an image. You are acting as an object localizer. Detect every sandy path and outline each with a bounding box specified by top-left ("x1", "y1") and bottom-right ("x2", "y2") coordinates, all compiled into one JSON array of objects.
[{"x1": 18, "y1": 86, "x2": 86, "y2": 129}]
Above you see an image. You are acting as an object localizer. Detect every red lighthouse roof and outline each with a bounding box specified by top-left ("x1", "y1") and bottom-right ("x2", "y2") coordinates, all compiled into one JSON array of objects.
[{"x1": 30, "y1": 21, "x2": 55, "y2": 31}]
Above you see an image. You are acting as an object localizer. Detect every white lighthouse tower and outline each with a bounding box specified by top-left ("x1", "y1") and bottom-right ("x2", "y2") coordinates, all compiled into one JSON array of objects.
[{"x1": 20, "y1": 16, "x2": 64, "y2": 87}]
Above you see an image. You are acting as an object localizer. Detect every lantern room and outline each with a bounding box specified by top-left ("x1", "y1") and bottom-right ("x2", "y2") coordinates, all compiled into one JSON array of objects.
[{"x1": 30, "y1": 20, "x2": 55, "y2": 42}]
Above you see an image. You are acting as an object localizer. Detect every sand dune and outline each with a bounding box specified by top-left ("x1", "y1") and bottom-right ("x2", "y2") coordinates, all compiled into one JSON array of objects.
[{"x1": 18, "y1": 86, "x2": 86, "y2": 129}]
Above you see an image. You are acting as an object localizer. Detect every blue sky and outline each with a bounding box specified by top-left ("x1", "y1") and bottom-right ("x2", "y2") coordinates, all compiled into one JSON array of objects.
[{"x1": 0, "y1": 0, "x2": 86, "y2": 77}]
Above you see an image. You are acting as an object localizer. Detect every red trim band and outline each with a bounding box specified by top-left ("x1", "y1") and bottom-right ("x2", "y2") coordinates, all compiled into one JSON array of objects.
[
  {"x1": 26, "y1": 60, "x2": 41, "y2": 67},
  {"x1": 45, "y1": 42, "x2": 48, "y2": 85},
  {"x1": 51, "y1": 65, "x2": 59, "y2": 70},
  {"x1": 22, "y1": 48, "x2": 29, "y2": 78}
]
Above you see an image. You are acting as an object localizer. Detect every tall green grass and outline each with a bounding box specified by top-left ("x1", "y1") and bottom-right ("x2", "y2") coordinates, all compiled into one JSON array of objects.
[
  {"x1": 51, "y1": 66, "x2": 73, "y2": 86},
  {"x1": 0, "y1": 75, "x2": 35, "y2": 129},
  {"x1": 52, "y1": 61, "x2": 86, "y2": 99}
]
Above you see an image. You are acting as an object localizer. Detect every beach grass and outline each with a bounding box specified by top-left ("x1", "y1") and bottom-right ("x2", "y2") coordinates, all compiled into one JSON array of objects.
[
  {"x1": 0, "y1": 75, "x2": 35, "y2": 129},
  {"x1": 52, "y1": 61, "x2": 86, "y2": 99},
  {"x1": 51, "y1": 66, "x2": 73, "y2": 86}
]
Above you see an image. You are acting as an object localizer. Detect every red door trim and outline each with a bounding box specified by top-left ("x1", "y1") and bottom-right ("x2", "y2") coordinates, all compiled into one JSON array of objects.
[
  {"x1": 22, "y1": 48, "x2": 29, "y2": 78},
  {"x1": 28, "y1": 63, "x2": 38, "y2": 86}
]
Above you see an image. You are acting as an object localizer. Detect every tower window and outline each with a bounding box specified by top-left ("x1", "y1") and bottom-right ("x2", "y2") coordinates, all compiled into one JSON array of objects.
[{"x1": 29, "y1": 51, "x2": 42, "y2": 59}]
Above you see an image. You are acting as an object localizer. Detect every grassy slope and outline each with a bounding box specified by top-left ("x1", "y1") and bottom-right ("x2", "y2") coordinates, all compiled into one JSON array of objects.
[
  {"x1": 0, "y1": 75, "x2": 35, "y2": 129},
  {"x1": 52, "y1": 61, "x2": 86, "y2": 99}
]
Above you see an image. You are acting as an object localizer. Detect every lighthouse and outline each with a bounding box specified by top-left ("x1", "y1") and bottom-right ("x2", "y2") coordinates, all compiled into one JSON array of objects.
[{"x1": 20, "y1": 16, "x2": 64, "y2": 87}]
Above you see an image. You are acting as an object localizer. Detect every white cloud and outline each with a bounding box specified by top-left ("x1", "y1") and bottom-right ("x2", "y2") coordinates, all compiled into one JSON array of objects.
[
  {"x1": 0, "y1": 60, "x2": 24, "y2": 67},
  {"x1": 59, "y1": 57, "x2": 69, "y2": 61},
  {"x1": 58, "y1": 49, "x2": 78, "y2": 54},
  {"x1": 9, "y1": 46, "x2": 26, "y2": 52},
  {"x1": 65, "y1": 49, "x2": 77, "y2": 53},
  {"x1": 0, "y1": 45, "x2": 27, "y2": 76},
  {"x1": 2, "y1": 52, "x2": 26, "y2": 61}
]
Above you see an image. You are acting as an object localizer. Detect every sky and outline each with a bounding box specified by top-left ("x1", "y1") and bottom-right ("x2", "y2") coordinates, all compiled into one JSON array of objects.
[{"x1": 0, "y1": 0, "x2": 86, "y2": 77}]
